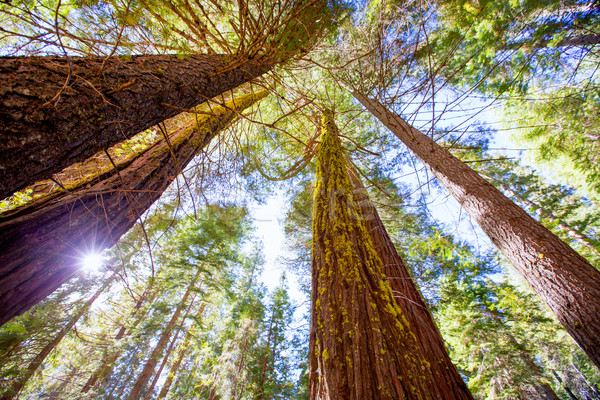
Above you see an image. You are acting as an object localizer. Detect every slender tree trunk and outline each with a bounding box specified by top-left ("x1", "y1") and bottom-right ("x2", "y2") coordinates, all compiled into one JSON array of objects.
[
  {"x1": 127, "y1": 270, "x2": 201, "y2": 400},
  {"x1": 156, "y1": 303, "x2": 204, "y2": 400},
  {"x1": 82, "y1": 279, "x2": 161, "y2": 393},
  {"x1": 0, "y1": 90, "x2": 268, "y2": 326},
  {"x1": 257, "y1": 311, "x2": 276, "y2": 400},
  {"x1": 0, "y1": 272, "x2": 116, "y2": 400},
  {"x1": 142, "y1": 297, "x2": 196, "y2": 400},
  {"x1": 0, "y1": 54, "x2": 274, "y2": 199},
  {"x1": 349, "y1": 173, "x2": 473, "y2": 399},
  {"x1": 553, "y1": 371, "x2": 581, "y2": 400},
  {"x1": 352, "y1": 91, "x2": 600, "y2": 368},
  {"x1": 309, "y1": 111, "x2": 446, "y2": 399}
]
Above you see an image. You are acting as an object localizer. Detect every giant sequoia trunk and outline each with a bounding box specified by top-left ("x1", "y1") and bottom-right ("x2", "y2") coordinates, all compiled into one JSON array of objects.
[
  {"x1": 352, "y1": 91, "x2": 600, "y2": 369},
  {"x1": 350, "y1": 175, "x2": 473, "y2": 399},
  {"x1": 0, "y1": 90, "x2": 268, "y2": 326},
  {"x1": 309, "y1": 111, "x2": 446, "y2": 399},
  {"x1": 0, "y1": 272, "x2": 116, "y2": 400},
  {"x1": 0, "y1": 54, "x2": 273, "y2": 199}
]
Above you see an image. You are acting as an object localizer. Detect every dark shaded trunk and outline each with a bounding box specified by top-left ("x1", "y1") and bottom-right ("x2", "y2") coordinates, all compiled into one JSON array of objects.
[
  {"x1": 156, "y1": 303, "x2": 204, "y2": 400},
  {"x1": 553, "y1": 371, "x2": 581, "y2": 400},
  {"x1": 127, "y1": 270, "x2": 200, "y2": 400},
  {"x1": 309, "y1": 111, "x2": 447, "y2": 399},
  {"x1": 0, "y1": 90, "x2": 268, "y2": 326},
  {"x1": 0, "y1": 54, "x2": 273, "y2": 199},
  {"x1": 501, "y1": 33, "x2": 600, "y2": 51},
  {"x1": 0, "y1": 272, "x2": 116, "y2": 400},
  {"x1": 352, "y1": 91, "x2": 600, "y2": 369},
  {"x1": 349, "y1": 174, "x2": 473, "y2": 399}
]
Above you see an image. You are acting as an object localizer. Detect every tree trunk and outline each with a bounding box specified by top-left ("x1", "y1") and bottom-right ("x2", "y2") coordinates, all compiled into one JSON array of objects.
[
  {"x1": 142, "y1": 297, "x2": 196, "y2": 400},
  {"x1": 127, "y1": 270, "x2": 201, "y2": 400},
  {"x1": 309, "y1": 111, "x2": 446, "y2": 399},
  {"x1": 349, "y1": 173, "x2": 473, "y2": 399},
  {"x1": 0, "y1": 90, "x2": 268, "y2": 326},
  {"x1": 0, "y1": 54, "x2": 274, "y2": 199},
  {"x1": 0, "y1": 272, "x2": 116, "y2": 400},
  {"x1": 156, "y1": 303, "x2": 204, "y2": 400},
  {"x1": 82, "y1": 279, "x2": 161, "y2": 393},
  {"x1": 352, "y1": 91, "x2": 600, "y2": 369}
]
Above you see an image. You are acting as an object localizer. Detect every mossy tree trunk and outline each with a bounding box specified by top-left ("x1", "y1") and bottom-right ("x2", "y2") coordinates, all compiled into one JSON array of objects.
[
  {"x1": 349, "y1": 174, "x2": 473, "y2": 399},
  {"x1": 0, "y1": 54, "x2": 273, "y2": 199},
  {"x1": 309, "y1": 111, "x2": 445, "y2": 399},
  {"x1": 0, "y1": 90, "x2": 268, "y2": 326},
  {"x1": 352, "y1": 91, "x2": 600, "y2": 369}
]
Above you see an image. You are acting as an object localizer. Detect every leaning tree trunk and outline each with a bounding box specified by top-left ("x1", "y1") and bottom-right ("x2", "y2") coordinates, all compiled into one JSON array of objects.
[
  {"x1": 0, "y1": 54, "x2": 273, "y2": 199},
  {"x1": 0, "y1": 90, "x2": 268, "y2": 326},
  {"x1": 352, "y1": 91, "x2": 600, "y2": 369},
  {"x1": 309, "y1": 111, "x2": 445, "y2": 399},
  {"x1": 155, "y1": 304, "x2": 204, "y2": 400},
  {"x1": 349, "y1": 173, "x2": 473, "y2": 399},
  {"x1": 127, "y1": 271, "x2": 200, "y2": 400},
  {"x1": 0, "y1": 271, "x2": 117, "y2": 400},
  {"x1": 82, "y1": 276, "x2": 162, "y2": 393}
]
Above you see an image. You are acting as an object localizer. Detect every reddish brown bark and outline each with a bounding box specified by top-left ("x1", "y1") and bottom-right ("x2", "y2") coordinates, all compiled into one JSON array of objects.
[
  {"x1": 309, "y1": 112, "x2": 444, "y2": 399},
  {"x1": 352, "y1": 91, "x2": 600, "y2": 368},
  {"x1": 0, "y1": 54, "x2": 273, "y2": 199},
  {"x1": 0, "y1": 90, "x2": 268, "y2": 326},
  {"x1": 350, "y1": 174, "x2": 473, "y2": 399}
]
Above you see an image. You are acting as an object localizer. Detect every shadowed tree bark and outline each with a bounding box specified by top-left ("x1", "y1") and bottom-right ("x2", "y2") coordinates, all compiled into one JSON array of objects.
[
  {"x1": 352, "y1": 91, "x2": 600, "y2": 369},
  {"x1": 0, "y1": 54, "x2": 274, "y2": 199},
  {"x1": 309, "y1": 111, "x2": 459, "y2": 399},
  {"x1": 0, "y1": 90, "x2": 268, "y2": 326}
]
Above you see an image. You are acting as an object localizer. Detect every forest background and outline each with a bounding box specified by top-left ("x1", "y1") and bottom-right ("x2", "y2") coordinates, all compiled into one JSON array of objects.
[{"x1": 1, "y1": 0, "x2": 600, "y2": 398}]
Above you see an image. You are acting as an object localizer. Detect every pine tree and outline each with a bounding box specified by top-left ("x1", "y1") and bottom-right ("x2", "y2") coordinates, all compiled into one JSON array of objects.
[
  {"x1": 351, "y1": 91, "x2": 600, "y2": 368},
  {"x1": 309, "y1": 111, "x2": 453, "y2": 399},
  {"x1": 0, "y1": 90, "x2": 267, "y2": 326}
]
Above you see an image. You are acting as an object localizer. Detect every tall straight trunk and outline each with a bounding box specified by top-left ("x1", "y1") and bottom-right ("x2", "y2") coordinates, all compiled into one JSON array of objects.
[
  {"x1": 349, "y1": 174, "x2": 473, "y2": 399},
  {"x1": 0, "y1": 272, "x2": 116, "y2": 400},
  {"x1": 0, "y1": 90, "x2": 268, "y2": 326},
  {"x1": 0, "y1": 54, "x2": 274, "y2": 199},
  {"x1": 82, "y1": 278, "x2": 162, "y2": 393},
  {"x1": 352, "y1": 91, "x2": 600, "y2": 368},
  {"x1": 127, "y1": 269, "x2": 201, "y2": 400},
  {"x1": 309, "y1": 111, "x2": 445, "y2": 399},
  {"x1": 156, "y1": 303, "x2": 204, "y2": 400},
  {"x1": 141, "y1": 300, "x2": 193, "y2": 400}
]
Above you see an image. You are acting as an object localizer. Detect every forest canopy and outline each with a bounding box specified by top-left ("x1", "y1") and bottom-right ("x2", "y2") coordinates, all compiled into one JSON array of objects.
[{"x1": 1, "y1": 0, "x2": 600, "y2": 398}]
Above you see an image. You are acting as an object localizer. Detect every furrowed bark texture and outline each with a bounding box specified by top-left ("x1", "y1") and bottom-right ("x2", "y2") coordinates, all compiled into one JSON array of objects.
[
  {"x1": 308, "y1": 111, "x2": 439, "y2": 400},
  {"x1": 350, "y1": 175, "x2": 473, "y2": 399},
  {"x1": 0, "y1": 272, "x2": 116, "y2": 400},
  {"x1": 0, "y1": 54, "x2": 273, "y2": 199},
  {"x1": 0, "y1": 90, "x2": 268, "y2": 326},
  {"x1": 352, "y1": 91, "x2": 600, "y2": 368}
]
